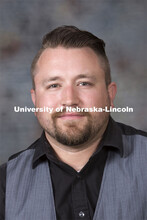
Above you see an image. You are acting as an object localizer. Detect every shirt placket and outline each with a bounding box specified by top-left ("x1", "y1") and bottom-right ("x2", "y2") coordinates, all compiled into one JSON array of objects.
[{"x1": 72, "y1": 175, "x2": 91, "y2": 220}]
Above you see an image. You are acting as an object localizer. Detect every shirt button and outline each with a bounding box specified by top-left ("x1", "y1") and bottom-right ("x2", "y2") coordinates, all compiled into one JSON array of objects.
[{"x1": 79, "y1": 211, "x2": 85, "y2": 217}]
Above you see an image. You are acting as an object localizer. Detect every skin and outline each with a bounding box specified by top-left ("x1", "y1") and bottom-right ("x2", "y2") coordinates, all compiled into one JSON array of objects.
[{"x1": 31, "y1": 46, "x2": 117, "y2": 170}]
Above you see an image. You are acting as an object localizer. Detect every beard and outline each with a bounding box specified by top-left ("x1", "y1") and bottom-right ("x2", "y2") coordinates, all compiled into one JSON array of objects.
[
  {"x1": 39, "y1": 108, "x2": 110, "y2": 147},
  {"x1": 49, "y1": 113, "x2": 94, "y2": 146}
]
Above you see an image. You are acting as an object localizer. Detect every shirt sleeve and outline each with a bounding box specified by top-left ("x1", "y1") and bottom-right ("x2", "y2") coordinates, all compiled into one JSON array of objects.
[{"x1": 0, "y1": 163, "x2": 7, "y2": 220}]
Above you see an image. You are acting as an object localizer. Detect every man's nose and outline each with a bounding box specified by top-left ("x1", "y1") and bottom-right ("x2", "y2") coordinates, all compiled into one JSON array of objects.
[{"x1": 61, "y1": 85, "x2": 80, "y2": 106}]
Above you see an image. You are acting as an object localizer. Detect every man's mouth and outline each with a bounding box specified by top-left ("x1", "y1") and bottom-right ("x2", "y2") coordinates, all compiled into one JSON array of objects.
[{"x1": 57, "y1": 113, "x2": 86, "y2": 120}]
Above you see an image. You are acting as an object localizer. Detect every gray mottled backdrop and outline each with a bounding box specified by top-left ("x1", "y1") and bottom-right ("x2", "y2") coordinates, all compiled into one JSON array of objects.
[{"x1": 0, "y1": 0, "x2": 147, "y2": 165}]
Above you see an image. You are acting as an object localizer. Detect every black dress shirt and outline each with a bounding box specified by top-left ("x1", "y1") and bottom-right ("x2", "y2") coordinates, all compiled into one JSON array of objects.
[{"x1": 0, "y1": 117, "x2": 123, "y2": 220}]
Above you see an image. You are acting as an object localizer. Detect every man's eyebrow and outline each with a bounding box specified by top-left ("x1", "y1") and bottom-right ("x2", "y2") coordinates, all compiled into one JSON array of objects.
[
  {"x1": 43, "y1": 76, "x2": 62, "y2": 85},
  {"x1": 75, "y1": 74, "x2": 97, "y2": 80},
  {"x1": 42, "y1": 74, "x2": 97, "y2": 85}
]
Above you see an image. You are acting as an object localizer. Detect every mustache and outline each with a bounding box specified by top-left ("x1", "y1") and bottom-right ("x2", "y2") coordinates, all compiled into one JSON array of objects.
[{"x1": 52, "y1": 107, "x2": 90, "y2": 119}]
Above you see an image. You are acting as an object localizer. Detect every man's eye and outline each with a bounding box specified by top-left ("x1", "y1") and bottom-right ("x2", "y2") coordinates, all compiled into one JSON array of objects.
[
  {"x1": 78, "y1": 82, "x2": 92, "y2": 86},
  {"x1": 48, "y1": 84, "x2": 60, "y2": 89}
]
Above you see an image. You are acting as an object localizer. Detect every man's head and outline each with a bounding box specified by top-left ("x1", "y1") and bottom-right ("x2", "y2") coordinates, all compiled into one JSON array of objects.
[
  {"x1": 31, "y1": 26, "x2": 117, "y2": 148},
  {"x1": 31, "y1": 25, "x2": 111, "y2": 89}
]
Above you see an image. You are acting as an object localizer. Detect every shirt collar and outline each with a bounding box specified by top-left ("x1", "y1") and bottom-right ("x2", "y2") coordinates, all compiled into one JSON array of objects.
[
  {"x1": 100, "y1": 116, "x2": 123, "y2": 157},
  {"x1": 32, "y1": 131, "x2": 51, "y2": 168},
  {"x1": 32, "y1": 116, "x2": 123, "y2": 168}
]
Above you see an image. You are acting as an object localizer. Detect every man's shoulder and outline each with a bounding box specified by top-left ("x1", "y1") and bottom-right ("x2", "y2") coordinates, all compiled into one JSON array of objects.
[
  {"x1": 0, "y1": 137, "x2": 41, "y2": 172},
  {"x1": 115, "y1": 121, "x2": 147, "y2": 157},
  {"x1": 8, "y1": 137, "x2": 41, "y2": 162},
  {"x1": 116, "y1": 121, "x2": 147, "y2": 138}
]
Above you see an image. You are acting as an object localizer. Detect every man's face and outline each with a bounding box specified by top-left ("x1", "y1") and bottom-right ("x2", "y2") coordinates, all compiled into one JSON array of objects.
[{"x1": 31, "y1": 47, "x2": 116, "y2": 147}]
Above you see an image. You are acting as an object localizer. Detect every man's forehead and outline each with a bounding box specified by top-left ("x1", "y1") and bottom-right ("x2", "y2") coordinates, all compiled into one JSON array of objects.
[
  {"x1": 37, "y1": 47, "x2": 103, "y2": 69},
  {"x1": 34, "y1": 46, "x2": 105, "y2": 81}
]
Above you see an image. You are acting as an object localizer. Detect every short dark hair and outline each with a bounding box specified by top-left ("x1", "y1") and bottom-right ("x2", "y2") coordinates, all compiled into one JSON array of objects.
[{"x1": 31, "y1": 25, "x2": 111, "y2": 89}]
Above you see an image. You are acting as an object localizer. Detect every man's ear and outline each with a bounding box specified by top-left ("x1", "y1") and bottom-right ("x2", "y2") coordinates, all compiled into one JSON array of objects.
[
  {"x1": 108, "y1": 82, "x2": 117, "y2": 108},
  {"x1": 31, "y1": 89, "x2": 37, "y2": 116},
  {"x1": 31, "y1": 89, "x2": 36, "y2": 106}
]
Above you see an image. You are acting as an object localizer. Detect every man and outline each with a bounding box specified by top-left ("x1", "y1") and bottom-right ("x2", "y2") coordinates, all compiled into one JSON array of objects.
[{"x1": 0, "y1": 26, "x2": 147, "y2": 220}]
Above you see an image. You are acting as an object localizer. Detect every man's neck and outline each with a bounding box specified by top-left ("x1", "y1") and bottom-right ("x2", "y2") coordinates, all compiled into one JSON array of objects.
[{"x1": 47, "y1": 137, "x2": 102, "y2": 171}]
